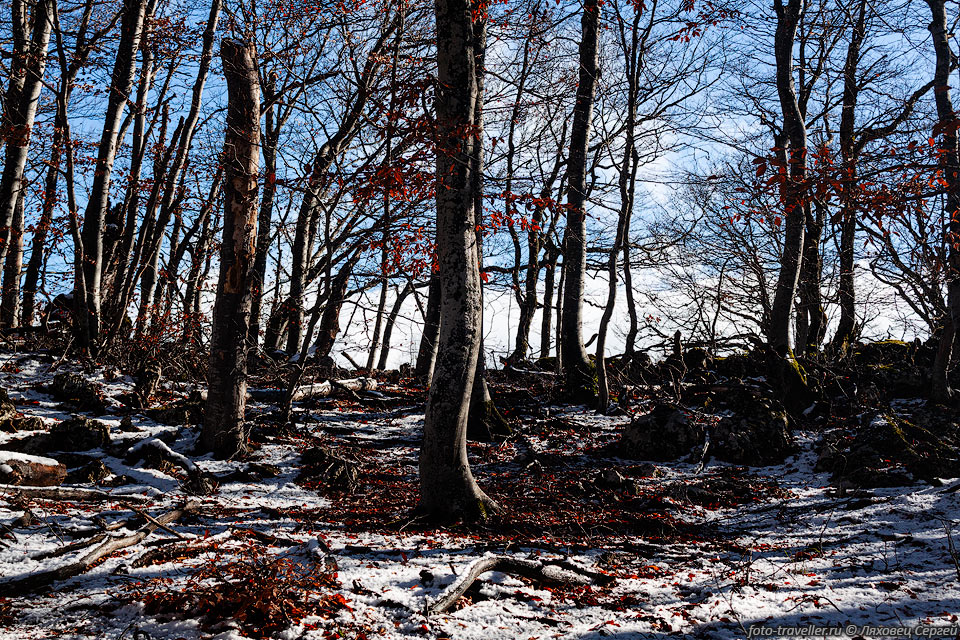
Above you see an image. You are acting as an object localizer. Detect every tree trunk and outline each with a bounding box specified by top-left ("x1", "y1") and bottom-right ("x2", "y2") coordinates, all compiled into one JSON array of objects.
[
  {"x1": 539, "y1": 244, "x2": 557, "y2": 359},
  {"x1": 418, "y1": 0, "x2": 497, "y2": 521},
  {"x1": 202, "y1": 39, "x2": 261, "y2": 458},
  {"x1": 248, "y1": 74, "x2": 279, "y2": 361},
  {"x1": 559, "y1": 0, "x2": 600, "y2": 402},
  {"x1": 0, "y1": 193, "x2": 25, "y2": 326},
  {"x1": 313, "y1": 253, "x2": 359, "y2": 361},
  {"x1": 767, "y1": 0, "x2": 807, "y2": 357},
  {"x1": 0, "y1": 0, "x2": 53, "y2": 322},
  {"x1": 414, "y1": 269, "x2": 441, "y2": 379},
  {"x1": 830, "y1": 0, "x2": 867, "y2": 354},
  {"x1": 377, "y1": 281, "x2": 412, "y2": 370},
  {"x1": 136, "y1": 0, "x2": 221, "y2": 334},
  {"x1": 796, "y1": 201, "x2": 826, "y2": 354},
  {"x1": 927, "y1": 0, "x2": 960, "y2": 403},
  {"x1": 77, "y1": 0, "x2": 148, "y2": 352}
]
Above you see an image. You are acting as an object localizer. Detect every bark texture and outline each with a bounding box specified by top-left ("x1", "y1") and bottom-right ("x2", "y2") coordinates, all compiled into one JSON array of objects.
[
  {"x1": 418, "y1": 0, "x2": 496, "y2": 521},
  {"x1": 560, "y1": 0, "x2": 601, "y2": 402},
  {"x1": 202, "y1": 39, "x2": 261, "y2": 458},
  {"x1": 928, "y1": 0, "x2": 960, "y2": 402}
]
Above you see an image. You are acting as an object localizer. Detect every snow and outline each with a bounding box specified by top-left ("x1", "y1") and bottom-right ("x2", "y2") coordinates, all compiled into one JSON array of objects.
[
  {"x1": 0, "y1": 352, "x2": 957, "y2": 639},
  {"x1": 0, "y1": 451, "x2": 62, "y2": 467}
]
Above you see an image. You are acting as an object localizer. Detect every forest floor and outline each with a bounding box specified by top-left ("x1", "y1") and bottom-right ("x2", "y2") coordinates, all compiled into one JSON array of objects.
[{"x1": 0, "y1": 349, "x2": 959, "y2": 639}]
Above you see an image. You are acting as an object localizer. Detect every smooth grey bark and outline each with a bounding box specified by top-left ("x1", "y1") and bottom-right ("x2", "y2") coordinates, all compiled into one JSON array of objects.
[
  {"x1": 0, "y1": 0, "x2": 53, "y2": 324},
  {"x1": 418, "y1": 0, "x2": 496, "y2": 521},
  {"x1": 76, "y1": 0, "x2": 148, "y2": 351},
  {"x1": 202, "y1": 39, "x2": 261, "y2": 458},
  {"x1": 559, "y1": 0, "x2": 600, "y2": 402},
  {"x1": 767, "y1": 0, "x2": 807, "y2": 356}
]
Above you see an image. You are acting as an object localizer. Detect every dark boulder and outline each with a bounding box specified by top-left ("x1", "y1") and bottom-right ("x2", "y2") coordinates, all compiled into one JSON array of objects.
[
  {"x1": 48, "y1": 372, "x2": 108, "y2": 414},
  {"x1": 616, "y1": 403, "x2": 703, "y2": 461}
]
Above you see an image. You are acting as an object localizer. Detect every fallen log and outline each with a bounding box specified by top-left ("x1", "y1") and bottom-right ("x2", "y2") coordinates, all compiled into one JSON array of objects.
[
  {"x1": 0, "y1": 484, "x2": 154, "y2": 503},
  {"x1": 0, "y1": 500, "x2": 198, "y2": 596},
  {"x1": 426, "y1": 554, "x2": 613, "y2": 615},
  {"x1": 0, "y1": 452, "x2": 66, "y2": 486},
  {"x1": 248, "y1": 377, "x2": 378, "y2": 403}
]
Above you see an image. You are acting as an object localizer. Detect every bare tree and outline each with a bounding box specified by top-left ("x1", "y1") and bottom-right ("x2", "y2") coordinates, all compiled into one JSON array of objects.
[
  {"x1": 418, "y1": 0, "x2": 497, "y2": 521},
  {"x1": 202, "y1": 38, "x2": 261, "y2": 458}
]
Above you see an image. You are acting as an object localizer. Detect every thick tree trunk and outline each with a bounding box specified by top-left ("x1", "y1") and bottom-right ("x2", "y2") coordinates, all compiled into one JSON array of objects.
[
  {"x1": 77, "y1": 0, "x2": 148, "y2": 352},
  {"x1": 927, "y1": 0, "x2": 960, "y2": 403},
  {"x1": 559, "y1": 0, "x2": 600, "y2": 402},
  {"x1": 0, "y1": 0, "x2": 53, "y2": 322},
  {"x1": 418, "y1": 0, "x2": 496, "y2": 521},
  {"x1": 767, "y1": 0, "x2": 807, "y2": 357},
  {"x1": 202, "y1": 39, "x2": 261, "y2": 458}
]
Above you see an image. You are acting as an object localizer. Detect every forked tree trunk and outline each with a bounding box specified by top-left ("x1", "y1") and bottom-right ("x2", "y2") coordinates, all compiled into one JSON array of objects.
[
  {"x1": 313, "y1": 253, "x2": 360, "y2": 361},
  {"x1": 202, "y1": 39, "x2": 261, "y2": 458},
  {"x1": 418, "y1": 0, "x2": 497, "y2": 521},
  {"x1": 559, "y1": 0, "x2": 600, "y2": 402},
  {"x1": 377, "y1": 281, "x2": 412, "y2": 370},
  {"x1": 927, "y1": 0, "x2": 960, "y2": 403}
]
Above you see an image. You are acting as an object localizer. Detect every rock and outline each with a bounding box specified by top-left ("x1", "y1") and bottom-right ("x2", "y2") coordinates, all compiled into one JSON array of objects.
[
  {"x1": 709, "y1": 387, "x2": 794, "y2": 465},
  {"x1": 594, "y1": 469, "x2": 640, "y2": 494},
  {"x1": 683, "y1": 347, "x2": 711, "y2": 371},
  {"x1": 817, "y1": 412, "x2": 960, "y2": 487},
  {"x1": 712, "y1": 353, "x2": 754, "y2": 379},
  {"x1": 711, "y1": 399, "x2": 793, "y2": 465},
  {"x1": 616, "y1": 403, "x2": 704, "y2": 461},
  {"x1": 145, "y1": 399, "x2": 204, "y2": 426},
  {"x1": 0, "y1": 388, "x2": 43, "y2": 432},
  {"x1": 853, "y1": 340, "x2": 912, "y2": 367},
  {"x1": 298, "y1": 446, "x2": 359, "y2": 492},
  {"x1": 66, "y1": 460, "x2": 112, "y2": 484},
  {"x1": 50, "y1": 416, "x2": 111, "y2": 451},
  {"x1": 0, "y1": 451, "x2": 66, "y2": 486},
  {"x1": 48, "y1": 372, "x2": 107, "y2": 414}
]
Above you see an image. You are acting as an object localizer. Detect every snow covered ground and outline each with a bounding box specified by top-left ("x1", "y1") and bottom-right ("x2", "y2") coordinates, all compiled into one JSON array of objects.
[{"x1": 0, "y1": 351, "x2": 958, "y2": 639}]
